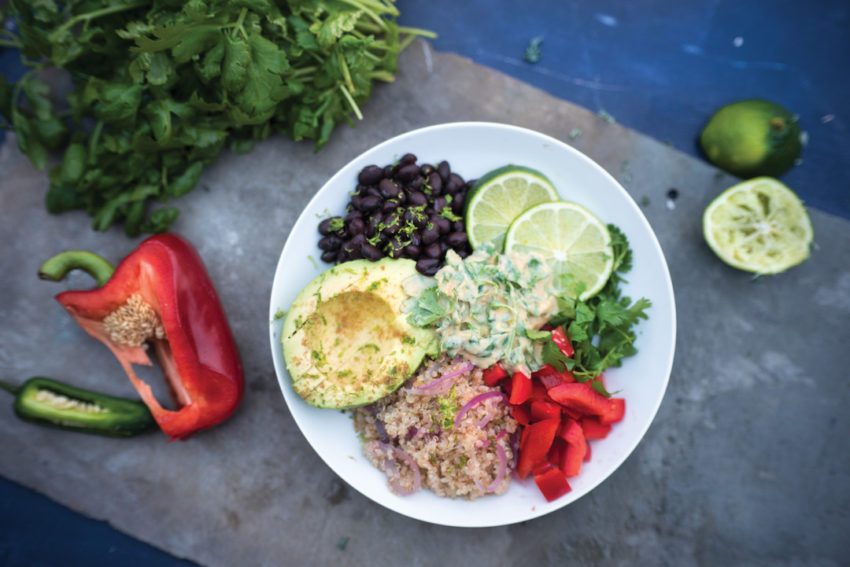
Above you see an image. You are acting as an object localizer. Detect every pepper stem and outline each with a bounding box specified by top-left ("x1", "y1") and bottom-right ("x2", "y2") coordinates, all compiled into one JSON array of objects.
[
  {"x1": 0, "y1": 379, "x2": 20, "y2": 395},
  {"x1": 39, "y1": 250, "x2": 115, "y2": 287}
]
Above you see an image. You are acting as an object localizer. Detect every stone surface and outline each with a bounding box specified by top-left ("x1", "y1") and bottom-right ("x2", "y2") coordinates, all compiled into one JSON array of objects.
[{"x1": 1, "y1": 40, "x2": 848, "y2": 566}]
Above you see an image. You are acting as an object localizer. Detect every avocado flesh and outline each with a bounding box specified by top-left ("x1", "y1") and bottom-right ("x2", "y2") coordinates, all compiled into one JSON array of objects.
[{"x1": 282, "y1": 258, "x2": 438, "y2": 409}]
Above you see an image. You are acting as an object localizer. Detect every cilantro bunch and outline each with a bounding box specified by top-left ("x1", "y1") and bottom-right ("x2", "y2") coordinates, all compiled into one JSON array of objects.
[
  {"x1": 544, "y1": 224, "x2": 652, "y2": 383},
  {"x1": 0, "y1": 0, "x2": 431, "y2": 235}
]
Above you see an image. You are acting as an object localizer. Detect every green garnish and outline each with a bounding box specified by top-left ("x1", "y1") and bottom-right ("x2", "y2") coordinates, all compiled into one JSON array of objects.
[{"x1": 0, "y1": 1, "x2": 433, "y2": 235}]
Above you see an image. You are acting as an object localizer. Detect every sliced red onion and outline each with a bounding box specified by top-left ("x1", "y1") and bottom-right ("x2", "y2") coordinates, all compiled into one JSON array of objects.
[
  {"x1": 366, "y1": 441, "x2": 421, "y2": 496},
  {"x1": 484, "y1": 444, "x2": 508, "y2": 493},
  {"x1": 409, "y1": 360, "x2": 475, "y2": 395},
  {"x1": 454, "y1": 390, "x2": 508, "y2": 429}
]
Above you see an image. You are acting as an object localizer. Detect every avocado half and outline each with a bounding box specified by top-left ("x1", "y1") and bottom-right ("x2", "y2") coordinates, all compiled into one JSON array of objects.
[{"x1": 282, "y1": 258, "x2": 438, "y2": 409}]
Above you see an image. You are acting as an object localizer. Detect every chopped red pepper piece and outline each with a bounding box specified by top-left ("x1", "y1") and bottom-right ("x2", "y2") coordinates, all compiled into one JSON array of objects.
[
  {"x1": 548, "y1": 382, "x2": 625, "y2": 425},
  {"x1": 580, "y1": 416, "x2": 613, "y2": 439},
  {"x1": 530, "y1": 400, "x2": 561, "y2": 421},
  {"x1": 551, "y1": 326, "x2": 575, "y2": 357},
  {"x1": 483, "y1": 363, "x2": 508, "y2": 386},
  {"x1": 511, "y1": 404, "x2": 530, "y2": 427},
  {"x1": 558, "y1": 419, "x2": 587, "y2": 477},
  {"x1": 600, "y1": 397, "x2": 624, "y2": 424},
  {"x1": 50, "y1": 234, "x2": 245, "y2": 441},
  {"x1": 508, "y1": 371, "x2": 533, "y2": 405},
  {"x1": 516, "y1": 417, "x2": 560, "y2": 479},
  {"x1": 534, "y1": 467, "x2": 572, "y2": 502}
]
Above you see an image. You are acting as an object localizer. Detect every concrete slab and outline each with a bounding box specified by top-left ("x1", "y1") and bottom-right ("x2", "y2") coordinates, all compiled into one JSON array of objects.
[{"x1": 1, "y1": 40, "x2": 847, "y2": 566}]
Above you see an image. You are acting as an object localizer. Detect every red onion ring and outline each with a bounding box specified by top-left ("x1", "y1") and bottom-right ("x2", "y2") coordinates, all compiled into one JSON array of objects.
[
  {"x1": 484, "y1": 444, "x2": 508, "y2": 493},
  {"x1": 409, "y1": 360, "x2": 475, "y2": 395},
  {"x1": 454, "y1": 390, "x2": 508, "y2": 429}
]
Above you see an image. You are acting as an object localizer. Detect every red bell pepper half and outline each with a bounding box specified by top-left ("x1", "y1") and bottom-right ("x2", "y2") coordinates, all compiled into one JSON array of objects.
[{"x1": 39, "y1": 234, "x2": 244, "y2": 440}]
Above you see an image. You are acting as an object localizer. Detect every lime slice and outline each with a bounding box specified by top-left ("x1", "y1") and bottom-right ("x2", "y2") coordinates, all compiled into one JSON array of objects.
[
  {"x1": 464, "y1": 165, "x2": 560, "y2": 250},
  {"x1": 504, "y1": 201, "x2": 613, "y2": 299},
  {"x1": 702, "y1": 177, "x2": 813, "y2": 274}
]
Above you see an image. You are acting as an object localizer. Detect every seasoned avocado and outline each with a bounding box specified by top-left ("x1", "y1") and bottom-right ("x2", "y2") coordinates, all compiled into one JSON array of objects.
[{"x1": 282, "y1": 258, "x2": 438, "y2": 408}]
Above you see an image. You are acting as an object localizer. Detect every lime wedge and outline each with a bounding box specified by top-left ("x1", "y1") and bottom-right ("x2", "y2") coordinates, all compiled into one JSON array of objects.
[
  {"x1": 464, "y1": 165, "x2": 560, "y2": 250},
  {"x1": 702, "y1": 177, "x2": 813, "y2": 274},
  {"x1": 504, "y1": 201, "x2": 613, "y2": 299}
]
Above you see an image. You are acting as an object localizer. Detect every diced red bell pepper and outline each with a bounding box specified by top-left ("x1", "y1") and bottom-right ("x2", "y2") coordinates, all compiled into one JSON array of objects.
[
  {"x1": 532, "y1": 364, "x2": 559, "y2": 378},
  {"x1": 508, "y1": 371, "x2": 533, "y2": 405},
  {"x1": 547, "y1": 437, "x2": 566, "y2": 468},
  {"x1": 551, "y1": 326, "x2": 575, "y2": 357},
  {"x1": 516, "y1": 418, "x2": 560, "y2": 479},
  {"x1": 511, "y1": 404, "x2": 530, "y2": 427},
  {"x1": 548, "y1": 382, "x2": 625, "y2": 425},
  {"x1": 558, "y1": 417, "x2": 583, "y2": 444},
  {"x1": 483, "y1": 363, "x2": 508, "y2": 387},
  {"x1": 584, "y1": 442, "x2": 592, "y2": 462},
  {"x1": 530, "y1": 400, "x2": 561, "y2": 421},
  {"x1": 49, "y1": 234, "x2": 245, "y2": 440},
  {"x1": 580, "y1": 416, "x2": 612, "y2": 440},
  {"x1": 534, "y1": 467, "x2": 572, "y2": 502},
  {"x1": 532, "y1": 461, "x2": 555, "y2": 477},
  {"x1": 556, "y1": 418, "x2": 587, "y2": 477},
  {"x1": 599, "y1": 397, "x2": 625, "y2": 424},
  {"x1": 529, "y1": 381, "x2": 549, "y2": 402}
]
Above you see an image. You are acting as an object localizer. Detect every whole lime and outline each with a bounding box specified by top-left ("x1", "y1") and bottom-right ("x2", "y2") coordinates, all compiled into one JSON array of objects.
[{"x1": 699, "y1": 99, "x2": 802, "y2": 178}]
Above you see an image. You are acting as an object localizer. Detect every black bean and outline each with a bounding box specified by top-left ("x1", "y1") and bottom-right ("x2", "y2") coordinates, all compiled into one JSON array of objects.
[
  {"x1": 345, "y1": 209, "x2": 363, "y2": 222},
  {"x1": 358, "y1": 165, "x2": 383, "y2": 186},
  {"x1": 407, "y1": 191, "x2": 427, "y2": 208},
  {"x1": 366, "y1": 186, "x2": 382, "y2": 200},
  {"x1": 408, "y1": 230, "x2": 421, "y2": 247},
  {"x1": 379, "y1": 178, "x2": 401, "y2": 199},
  {"x1": 396, "y1": 163, "x2": 420, "y2": 183},
  {"x1": 446, "y1": 231, "x2": 468, "y2": 248},
  {"x1": 386, "y1": 238, "x2": 405, "y2": 258},
  {"x1": 381, "y1": 213, "x2": 400, "y2": 237},
  {"x1": 437, "y1": 160, "x2": 450, "y2": 183},
  {"x1": 366, "y1": 214, "x2": 382, "y2": 238},
  {"x1": 465, "y1": 179, "x2": 477, "y2": 190},
  {"x1": 446, "y1": 173, "x2": 464, "y2": 194},
  {"x1": 381, "y1": 199, "x2": 399, "y2": 214},
  {"x1": 318, "y1": 235, "x2": 342, "y2": 251},
  {"x1": 420, "y1": 163, "x2": 435, "y2": 176},
  {"x1": 320, "y1": 250, "x2": 338, "y2": 263},
  {"x1": 451, "y1": 193, "x2": 465, "y2": 214},
  {"x1": 399, "y1": 153, "x2": 417, "y2": 165},
  {"x1": 361, "y1": 243, "x2": 383, "y2": 261},
  {"x1": 318, "y1": 217, "x2": 342, "y2": 236},
  {"x1": 455, "y1": 246, "x2": 471, "y2": 259},
  {"x1": 452, "y1": 220, "x2": 465, "y2": 232},
  {"x1": 433, "y1": 215, "x2": 451, "y2": 235},
  {"x1": 347, "y1": 216, "x2": 365, "y2": 236},
  {"x1": 409, "y1": 176, "x2": 424, "y2": 191},
  {"x1": 421, "y1": 225, "x2": 439, "y2": 245},
  {"x1": 416, "y1": 257, "x2": 441, "y2": 276},
  {"x1": 403, "y1": 244, "x2": 420, "y2": 258},
  {"x1": 433, "y1": 196, "x2": 448, "y2": 213},
  {"x1": 424, "y1": 242, "x2": 443, "y2": 259},
  {"x1": 382, "y1": 164, "x2": 394, "y2": 178},
  {"x1": 427, "y1": 171, "x2": 442, "y2": 195},
  {"x1": 349, "y1": 195, "x2": 363, "y2": 211},
  {"x1": 359, "y1": 195, "x2": 381, "y2": 213}
]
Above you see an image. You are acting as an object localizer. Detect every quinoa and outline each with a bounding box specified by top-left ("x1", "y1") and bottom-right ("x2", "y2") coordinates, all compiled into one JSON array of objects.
[{"x1": 353, "y1": 355, "x2": 518, "y2": 499}]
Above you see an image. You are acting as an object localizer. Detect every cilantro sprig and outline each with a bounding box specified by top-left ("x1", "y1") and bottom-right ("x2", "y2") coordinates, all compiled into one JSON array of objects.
[{"x1": 0, "y1": 0, "x2": 433, "y2": 235}]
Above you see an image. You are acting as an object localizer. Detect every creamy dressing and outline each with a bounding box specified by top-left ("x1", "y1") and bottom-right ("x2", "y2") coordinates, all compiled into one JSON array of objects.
[{"x1": 403, "y1": 244, "x2": 558, "y2": 375}]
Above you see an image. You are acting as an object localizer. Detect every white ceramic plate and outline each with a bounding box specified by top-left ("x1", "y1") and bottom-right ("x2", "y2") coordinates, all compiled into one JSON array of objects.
[{"x1": 269, "y1": 122, "x2": 676, "y2": 527}]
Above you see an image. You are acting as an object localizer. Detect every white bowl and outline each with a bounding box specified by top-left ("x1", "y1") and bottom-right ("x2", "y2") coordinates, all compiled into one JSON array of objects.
[{"x1": 269, "y1": 122, "x2": 676, "y2": 527}]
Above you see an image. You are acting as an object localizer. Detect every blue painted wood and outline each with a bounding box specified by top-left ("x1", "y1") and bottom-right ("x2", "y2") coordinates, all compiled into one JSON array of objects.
[{"x1": 1, "y1": 1, "x2": 847, "y2": 564}]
